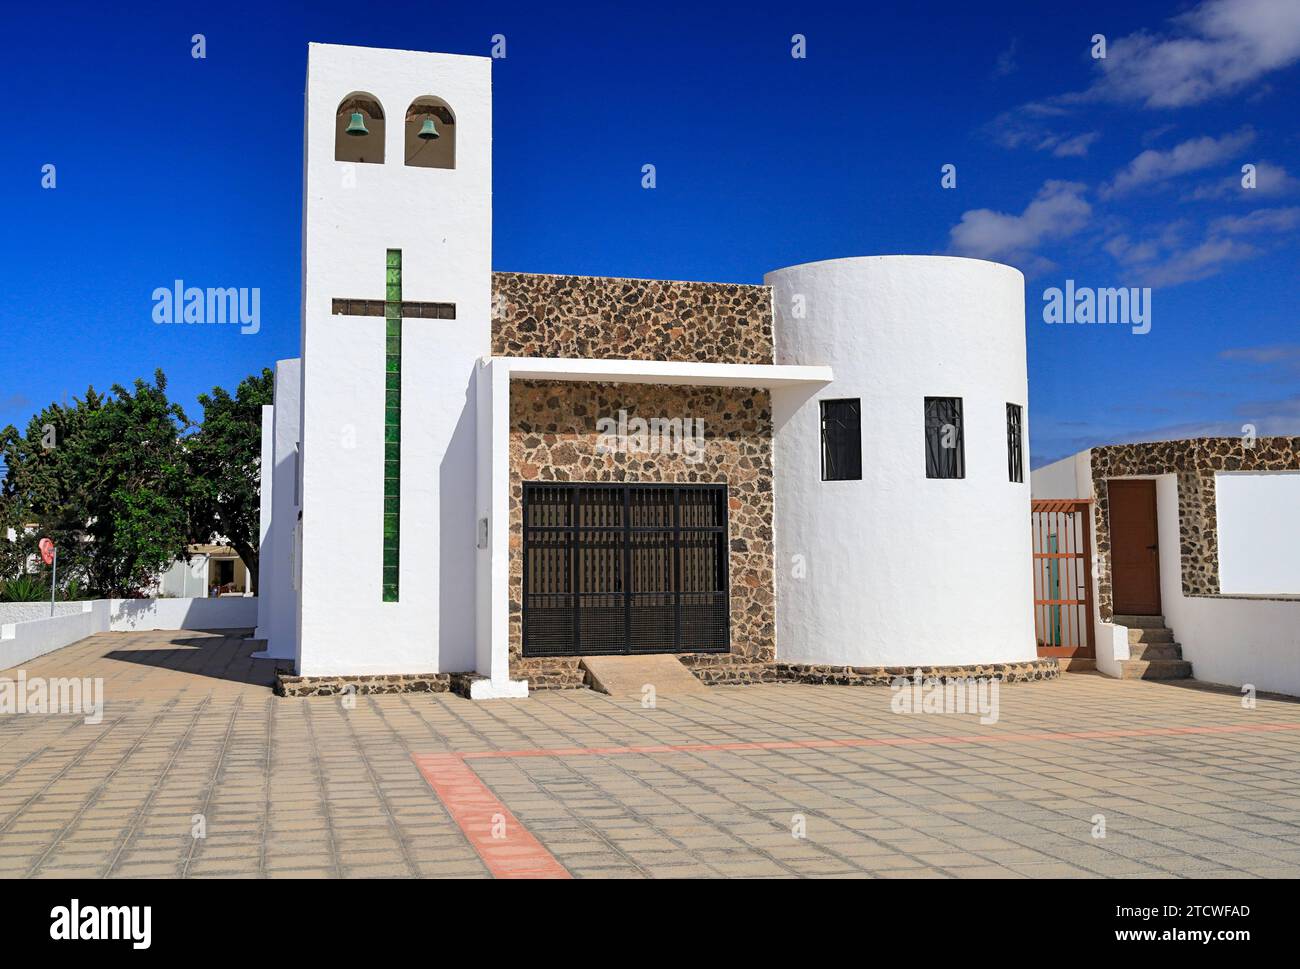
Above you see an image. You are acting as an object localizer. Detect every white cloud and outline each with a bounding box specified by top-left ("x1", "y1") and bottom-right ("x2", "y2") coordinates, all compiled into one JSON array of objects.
[
  {"x1": 947, "y1": 181, "x2": 1091, "y2": 272},
  {"x1": 1033, "y1": 411, "x2": 1300, "y2": 466},
  {"x1": 1103, "y1": 128, "x2": 1255, "y2": 196},
  {"x1": 994, "y1": 38, "x2": 1019, "y2": 77},
  {"x1": 1186, "y1": 160, "x2": 1300, "y2": 199},
  {"x1": 1209, "y1": 205, "x2": 1300, "y2": 233},
  {"x1": 1143, "y1": 236, "x2": 1260, "y2": 285},
  {"x1": 1219, "y1": 343, "x2": 1300, "y2": 365},
  {"x1": 985, "y1": 110, "x2": 1100, "y2": 157},
  {"x1": 1051, "y1": 132, "x2": 1101, "y2": 157},
  {"x1": 996, "y1": 0, "x2": 1300, "y2": 159},
  {"x1": 1104, "y1": 207, "x2": 1298, "y2": 285},
  {"x1": 1079, "y1": 0, "x2": 1300, "y2": 108}
]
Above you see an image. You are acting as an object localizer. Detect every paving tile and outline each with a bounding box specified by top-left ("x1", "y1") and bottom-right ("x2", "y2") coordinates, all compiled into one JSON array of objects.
[{"x1": 4, "y1": 632, "x2": 1300, "y2": 878}]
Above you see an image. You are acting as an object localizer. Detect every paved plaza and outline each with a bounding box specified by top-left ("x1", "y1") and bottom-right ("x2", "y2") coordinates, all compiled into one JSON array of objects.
[{"x1": 2, "y1": 629, "x2": 1299, "y2": 878}]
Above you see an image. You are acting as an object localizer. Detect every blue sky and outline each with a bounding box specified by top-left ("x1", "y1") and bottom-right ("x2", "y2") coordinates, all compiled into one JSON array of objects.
[{"x1": 2, "y1": 0, "x2": 1297, "y2": 467}]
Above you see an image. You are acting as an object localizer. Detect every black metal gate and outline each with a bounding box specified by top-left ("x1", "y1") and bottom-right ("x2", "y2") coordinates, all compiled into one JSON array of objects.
[{"x1": 522, "y1": 483, "x2": 730, "y2": 657}]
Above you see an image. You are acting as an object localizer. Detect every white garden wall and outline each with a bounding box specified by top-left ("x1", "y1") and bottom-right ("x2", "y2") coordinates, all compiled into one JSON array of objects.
[
  {"x1": 0, "y1": 602, "x2": 87, "y2": 625},
  {"x1": 1156, "y1": 475, "x2": 1300, "y2": 696},
  {"x1": 0, "y1": 601, "x2": 110, "y2": 670},
  {"x1": 110, "y1": 596, "x2": 258, "y2": 632},
  {"x1": 0, "y1": 597, "x2": 259, "y2": 672},
  {"x1": 1033, "y1": 453, "x2": 1300, "y2": 696},
  {"x1": 1215, "y1": 471, "x2": 1300, "y2": 595}
]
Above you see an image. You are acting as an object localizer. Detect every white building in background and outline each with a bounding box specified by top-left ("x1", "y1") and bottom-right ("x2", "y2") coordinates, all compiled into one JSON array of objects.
[
  {"x1": 256, "y1": 42, "x2": 1042, "y2": 697},
  {"x1": 1032, "y1": 441, "x2": 1300, "y2": 696}
]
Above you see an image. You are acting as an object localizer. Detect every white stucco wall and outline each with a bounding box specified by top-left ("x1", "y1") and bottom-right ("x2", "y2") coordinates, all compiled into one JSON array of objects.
[
  {"x1": 257, "y1": 402, "x2": 274, "y2": 587},
  {"x1": 257, "y1": 358, "x2": 301, "y2": 659},
  {"x1": 1, "y1": 598, "x2": 259, "y2": 672},
  {"x1": 766, "y1": 255, "x2": 1036, "y2": 667},
  {"x1": 158, "y1": 555, "x2": 209, "y2": 598},
  {"x1": 1030, "y1": 452, "x2": 1091, "y2": 500},
  {"x1": 297, "y1": 44, "x2": 490, "y2": 677},
  {"x1": 1034, "y1": 455, "x2": 1300, "y2": 693},
  {"x1": 1155, "y1": 475, "x2": 1300, "y2": 696},
  {"x1": 109, "y1": 597, "x2": 259, "y2": 632},
  {"x1": 1216, "y1": 471, "x2": 1300, "y2": 595},
  {"x1": 0, "y1": 601, "x2": 110, "y2": 670}
]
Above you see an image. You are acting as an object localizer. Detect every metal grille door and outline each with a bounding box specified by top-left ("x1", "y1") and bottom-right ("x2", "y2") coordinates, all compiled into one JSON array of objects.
[{"x1": 522, "y1": 483, "x2": 730, "y2": 657}]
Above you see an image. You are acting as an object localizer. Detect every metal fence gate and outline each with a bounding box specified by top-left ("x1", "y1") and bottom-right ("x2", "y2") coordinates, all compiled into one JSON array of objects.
[
  {"x1": 522, "y1": 483, "x2": 730, "y2": 657},
  {"x1": 1031, "y1": 499, "x2": 1095, "y2": 658}
]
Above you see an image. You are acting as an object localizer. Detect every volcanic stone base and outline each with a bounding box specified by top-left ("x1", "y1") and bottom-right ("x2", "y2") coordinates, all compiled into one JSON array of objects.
[
  {"x1": 275, "y1": 672, "x2": 452, "y2": 697},
  {"x1": 511, "y1": 658, "x2": 590, "y2": 690},
  {"x1": 680, "y1": 656, "x2": 1060, "y2": 687}
]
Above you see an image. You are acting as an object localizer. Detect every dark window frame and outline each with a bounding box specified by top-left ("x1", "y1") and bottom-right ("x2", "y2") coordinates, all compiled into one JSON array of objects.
[
  {"x1": 820, "y1": 398, "x2": 862, "y2": 481},
  {"x1": 1006, "y1": 403, "x2": 1024, "y2": 483},
  {"x1": 924, "y1": 396, "x2": 965, "y2": 479}
]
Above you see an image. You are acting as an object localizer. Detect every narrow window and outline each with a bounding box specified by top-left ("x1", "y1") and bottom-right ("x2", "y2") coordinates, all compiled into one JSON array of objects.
[
  {"x1": 924, "y1": 397, "x2": 964, "y2": 479},
  {"x1": 1006, "y1": 403, "x2": 1024, "y2": 483},
  {"x1": 820, "y1": 399, "x2": 861, "y2": 481}
]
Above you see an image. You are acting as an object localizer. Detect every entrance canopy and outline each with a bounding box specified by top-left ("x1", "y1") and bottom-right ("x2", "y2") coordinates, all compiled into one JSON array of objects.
[
  {"x1": 495, "y1": 355, "x2": 834, "y2": 388},
  {"x1": 472, "y1": 354, "x2": 833, "y2": 697}
]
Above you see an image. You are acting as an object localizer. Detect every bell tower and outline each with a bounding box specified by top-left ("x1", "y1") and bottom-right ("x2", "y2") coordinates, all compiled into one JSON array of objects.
[{"x1": 296, "y1": 43, "x2": 493, "y2": 676}]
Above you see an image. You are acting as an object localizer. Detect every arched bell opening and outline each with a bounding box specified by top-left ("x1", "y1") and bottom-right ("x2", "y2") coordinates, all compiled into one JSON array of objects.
[
  {"x1": 335, "y1": 92, "x2": 386, "y2": 164},
  {"x1": 404, "y1": 97, "x2": 455, "y2": 169}
]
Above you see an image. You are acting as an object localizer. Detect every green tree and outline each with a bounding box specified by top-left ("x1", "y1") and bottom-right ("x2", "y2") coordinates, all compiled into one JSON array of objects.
[
  {"x1": 187, "y1": 368, "x2": 274, "y2": 594},
  {"x1": 0, "y1": 389, "x2": 106, "y2": 588},
  {"x1": 81, "y1": 371, "x2": 193, "y2": 594},
  {"x1": 0, "y1": 372, "x2": 191, "y2": 596},
  {"x1": 2, "y1": 367, "x2": 273, "y2": 598}
]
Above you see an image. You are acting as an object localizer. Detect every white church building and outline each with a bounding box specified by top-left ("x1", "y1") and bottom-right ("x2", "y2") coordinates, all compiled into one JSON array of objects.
[{"x1": 256, "y1": 43, "x2": 1045, "y2": 698}]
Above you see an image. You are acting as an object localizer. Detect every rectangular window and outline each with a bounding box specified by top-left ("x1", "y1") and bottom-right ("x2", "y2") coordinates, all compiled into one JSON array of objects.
[
  {"x1": 1006, "y1": 403, "x2": 1024, "y2": 483},
  {"x1": 924, "y1": 397, "x2": 964, "y2": 479},
  {"x1": 820, "y1": 398, "x2": 862, "y2": 481}
]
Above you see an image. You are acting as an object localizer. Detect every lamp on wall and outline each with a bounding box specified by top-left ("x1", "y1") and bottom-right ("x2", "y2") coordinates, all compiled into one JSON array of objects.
[
  {"x1": 345, "y1": 112, "x2": 369, "y2": 136},
  {"x1": 417, "y1": 117, "x2": 439, "y2": 140}
]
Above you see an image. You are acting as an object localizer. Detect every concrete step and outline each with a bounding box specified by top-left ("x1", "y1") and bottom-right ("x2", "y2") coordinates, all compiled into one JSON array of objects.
[
  {"x1": 580, "y1": 654, "x2": 709, "y2": 699},
  {"x1": 1113, "y1": 614, "x2": 1166, "y2": 628},
  {"x1": 1056, "y1": 658, "x2": 1096, "y2": 673},
  {"x1": 1119, "y1": 659, "x2": 1193, "y2": 680},
  {"x1": 1127, "y1": 626, "x2": 1174, "y2": 644},
  {"x1": 1128, "y1": 641, "x2": 1182, "y2": 661}
]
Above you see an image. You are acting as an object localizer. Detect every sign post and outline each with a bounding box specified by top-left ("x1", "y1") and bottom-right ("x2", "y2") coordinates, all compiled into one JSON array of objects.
[{"x1": 39, "y1": 538, "x2": 57, "y2": 617}]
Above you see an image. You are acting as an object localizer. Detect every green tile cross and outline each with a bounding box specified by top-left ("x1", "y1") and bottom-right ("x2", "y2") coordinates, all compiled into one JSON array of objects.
[
  {"x1": 333, "y1": 251, "x2": 457, "y2": 602},
  {"x1": 382, "y1": 249, "x2": 402, "y2": 601}
]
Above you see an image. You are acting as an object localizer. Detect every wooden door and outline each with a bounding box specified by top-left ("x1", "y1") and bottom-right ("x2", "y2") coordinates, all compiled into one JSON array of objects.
[{"x1": 1108, "y1": 479, "x2": 1161, "y2": 616}]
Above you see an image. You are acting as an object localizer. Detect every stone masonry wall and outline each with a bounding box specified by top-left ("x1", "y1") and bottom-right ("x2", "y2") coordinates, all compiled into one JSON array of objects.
[
  {"x1": 1091, "y1": 436, "x2": 1300, "y2": 619},
  {"x1": 491, "y1": 272, "x2": 773, "y2": 364},
  {"x1": 509, "y1": 380, "x2": 774, "y2": 678}
]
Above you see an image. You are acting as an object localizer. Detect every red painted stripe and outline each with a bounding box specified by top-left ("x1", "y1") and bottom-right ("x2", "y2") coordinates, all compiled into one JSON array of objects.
[
  {"x1": 459, "y1": 721, "x2": 1300, "y2": 761},
  {"x1": 413, "y1": 721, "x2": 1299, "y2": 875},
  {"x1": 412, "y1": 753, "x2": 570, "y2": 879}
]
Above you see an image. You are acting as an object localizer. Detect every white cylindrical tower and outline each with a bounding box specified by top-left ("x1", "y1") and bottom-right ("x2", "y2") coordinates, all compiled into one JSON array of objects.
[{"x1": 765, "y1": 255, "x2": 1036, "y2": 667}]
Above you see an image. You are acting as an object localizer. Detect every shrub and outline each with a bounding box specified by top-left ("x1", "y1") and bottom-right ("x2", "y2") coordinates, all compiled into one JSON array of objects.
[{"x1": 0, "y1": 574, "x2": 47, "y2": 602}]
